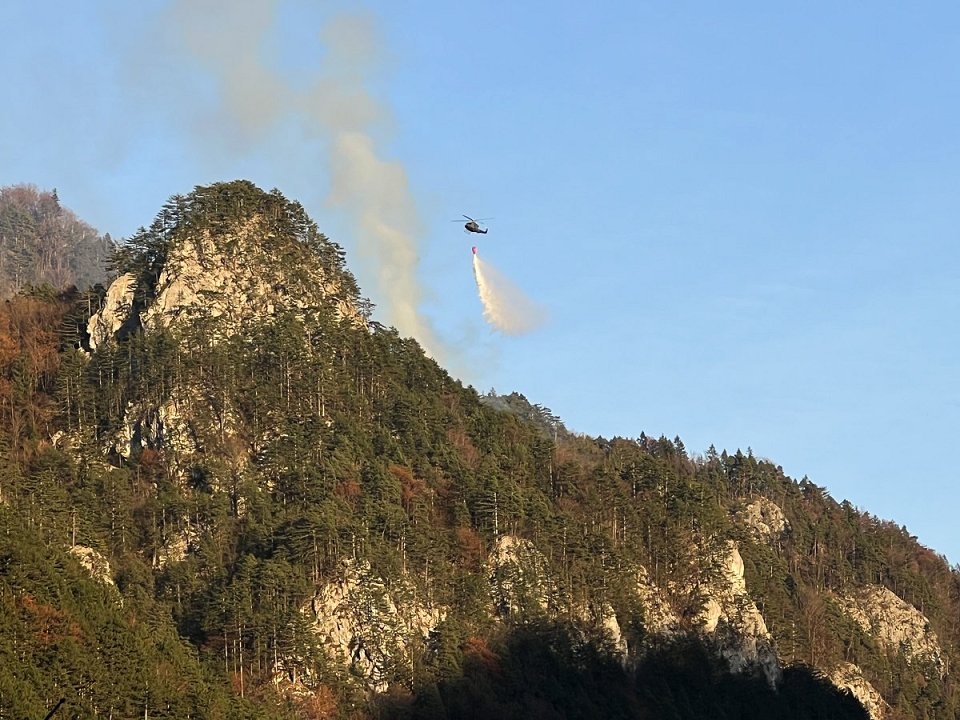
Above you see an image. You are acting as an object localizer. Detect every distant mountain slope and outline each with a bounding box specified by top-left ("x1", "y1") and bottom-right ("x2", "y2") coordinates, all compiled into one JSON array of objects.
[
  {"x1": 1, "y1": 180, "x2": 957, "y2": 719},
  {"x1": 0, "y1": 184, "x2": 113, "y2": 296}
]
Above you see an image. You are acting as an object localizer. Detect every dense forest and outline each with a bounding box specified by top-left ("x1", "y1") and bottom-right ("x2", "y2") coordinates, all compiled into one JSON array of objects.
[
  {"x1": 0, "y1": 181, "x2": 957, "y2": 719},
  {"x1": 0, "y1": 184, "x2": 113, "y2": 298}
]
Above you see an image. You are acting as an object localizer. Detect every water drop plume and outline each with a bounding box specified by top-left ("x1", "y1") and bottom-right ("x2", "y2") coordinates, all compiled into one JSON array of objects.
[{"x1": 472, "y1": 250, "x2": 545, "y2": 335}]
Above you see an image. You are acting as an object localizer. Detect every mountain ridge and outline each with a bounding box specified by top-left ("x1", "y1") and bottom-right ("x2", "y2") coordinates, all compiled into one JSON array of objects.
[{"x1": 0, "y1": 180, "x2": 956, "y2": 719}]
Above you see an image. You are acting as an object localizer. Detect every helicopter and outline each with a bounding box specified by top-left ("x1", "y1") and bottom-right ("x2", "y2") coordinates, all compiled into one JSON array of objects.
[{"x1": 455, "y1": 215, "x2": 489, "y2": 234}]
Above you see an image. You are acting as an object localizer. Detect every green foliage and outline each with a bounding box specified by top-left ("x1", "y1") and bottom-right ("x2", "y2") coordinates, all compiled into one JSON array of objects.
[{"x1": 0, "y1": 506, "x2": 290, "y2": 719}]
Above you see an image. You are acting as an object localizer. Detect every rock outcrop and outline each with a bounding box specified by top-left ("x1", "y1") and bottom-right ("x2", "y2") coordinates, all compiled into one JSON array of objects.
[
  {"x1": 830, "y1": 662, "x2": 890, "y2": 720},
  {"x1": 307, "y1": 560, "x2": 444, "y2": 692},
  {"x1": 87, "y1": 272, "x2": 136, "y2": 351},
  {"x1": 697, "y1": 542, "x2": 781, "y2": 686},
  {"x1": 69, "y1": 545, "x2": 114, "y2": 586},
  {"x1": 738, "y1": 497, "x2": 790, "y2": 542},
  {"x1": 88, "y1": 221, "x2": 362, "y2": 352},
  {"x1": 836, "y1": 585, "x2": 945, "y2": 676},
  {"x1": 487, "y1": 535, "x2": 557, "y2": 618},
  {"x1": 633, "y1": 565, "x2": 680, "y2": 637}
]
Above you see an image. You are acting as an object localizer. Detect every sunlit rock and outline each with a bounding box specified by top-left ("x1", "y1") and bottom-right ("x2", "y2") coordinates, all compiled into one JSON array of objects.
[
  {"x1": 830, "y1": 662, "x2": 890, "y2": 720},
  {"x1": 307, "y1": 559, "x2": 444, "y2": 693},
  {"x1": 87, "y1": 272, "x2": 135, "y2": 350},
  {"x1": 69, "y1": 545, "x2": 114, "y2": 586},
  {"x1": 487, "y1": 534, "x2": 557, "y2": 618},
  {"x1": 737, "y1": 497, "x2": 790, "y2": 542},
  {"x1": 696, "y1": 542, "x2": 781, "y2": 686},
  {"x1": 836, "y1": 584, "x2": 944, "y2": 676}
]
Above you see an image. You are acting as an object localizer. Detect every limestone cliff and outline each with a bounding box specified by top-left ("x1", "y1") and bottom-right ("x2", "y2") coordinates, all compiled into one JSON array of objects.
[
  {"x1": 68, "y1": 545, "x2": 114, "y2": 587},
  {"x1": 696, "y1": 541, "x2": 781, "y2": 686},
  {"x1": 487, "y1": 535, "x2": 558, "y2": 618},
  {"x1": 88, "y1": 185, "x2": 363, "y2": 351},
  {"x1": 830, "y1": 662, "x2": 891, "y2": 720},
  {"x1": 738, "y1": 496, "x2": 790, "y2": 543},
  {"x1": 307, "y1": 560, "x2": 444, "y2": 693},
  {"x1": 836, "y1": 584, "x2": 945, "y2": 676}
]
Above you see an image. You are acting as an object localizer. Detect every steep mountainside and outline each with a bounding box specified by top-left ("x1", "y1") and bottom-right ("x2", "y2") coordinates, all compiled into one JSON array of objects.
[{"x1": 1, "y1": 180, "x2": 957, "y2": 719}]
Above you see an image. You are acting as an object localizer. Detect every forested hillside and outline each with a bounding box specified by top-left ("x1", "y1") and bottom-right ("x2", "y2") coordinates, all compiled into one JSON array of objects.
[
  {"x1": 0, "y1": 181, "x2": 957, "y2": 719},
  {"x1": 0, "y1": 185, "x2": 113, "y2": 297}
]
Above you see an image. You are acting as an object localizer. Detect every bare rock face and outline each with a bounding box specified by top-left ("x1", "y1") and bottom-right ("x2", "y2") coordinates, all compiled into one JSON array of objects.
[
  {"x1": 88, "y1": 220, "x2": 362, "y2": 352},
  {"x1": 307, "y1": 560, "x2": 444, "y2": 693},
  {"x1": 633, "y1": 565, "x2": 680, "y2": 637},
  {"x1": 87, "y1": 272, "x2": 136, "y2": 351},
  {"x1": 830, "y1": 662, "x2": 891, "y2": 720},
  {"x1": 597, "y1": 604, "x2": 629, "y2": 659},
  {"x1": 486, "y1": 538, "x2": 780, "y2": 686},
  {"x1": 139, "y1": 221, "x2": 360, "y2": 338},
  {"x1": 836, "y1": 585, "x2": 945, "y2": 676},
  {"x1": 69, "y1": 545, "x2": 114, "y2": 586},
  {"x1": 487, "y1": 535, "x2": 557, "y2": 618},
  {"x1": 737, "y1": 497, "x2": 790, "y2": 542},
  {"x1": 697, "y1": 542, "x2": 781, "y2": 686}
]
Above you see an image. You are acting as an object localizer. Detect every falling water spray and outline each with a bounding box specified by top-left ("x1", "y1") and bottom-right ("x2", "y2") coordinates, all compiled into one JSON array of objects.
[{"x1": 471, "y1": 247, "x2": 545, "y2": 335}]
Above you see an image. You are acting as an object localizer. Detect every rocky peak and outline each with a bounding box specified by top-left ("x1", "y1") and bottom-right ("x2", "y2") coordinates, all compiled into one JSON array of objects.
[{"x1": 88, "y1": 181, "x2": 365, "y2": 350}]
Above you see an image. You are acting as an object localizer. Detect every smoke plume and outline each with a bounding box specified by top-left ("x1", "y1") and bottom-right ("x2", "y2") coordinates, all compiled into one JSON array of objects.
[
  {"x1": 472, "y1": 250, "x2": 545, "y2": 336},
  {"x1": 163, "y1": 2, "x2": 444, "y2": 360}
]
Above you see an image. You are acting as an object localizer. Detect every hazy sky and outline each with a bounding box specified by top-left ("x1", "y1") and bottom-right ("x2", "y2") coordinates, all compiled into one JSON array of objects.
[{"x1": 4, "y1": 1, "x2": 960, "y2": 563}]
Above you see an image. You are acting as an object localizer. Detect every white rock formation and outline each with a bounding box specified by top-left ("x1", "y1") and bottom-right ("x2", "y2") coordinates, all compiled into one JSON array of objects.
[
  {"x1": 487, "y1": 535, "x2": 557, "y2": 618},
  {"x1": 633, "y1": 565, "x2": 680, "y2": 637},
  {"x1": 69, "y1": 545, "x2": 114, "y2": 586},
  {"x1": 830, "y1": 662, "x2": 890, "y2": 720},
  {"x1": 696, "y1": 542, "x2": 781, "y2": 686},
  {"x1": 141, "y1": 222, "x2": 286, "y2": 336},
  {"x1": 86, "y1": 219, "x2": 363, "y2": 353},
  {"x1": 598, "y1": 604, "x2": 629, "y2": 659},
  {"x1": 87, "y1": 272, "x2": 136, "y2": 351},
  {"x1": 738, "y1": 497, "x2": 790, "y2": 542},
  {"x1": 307, "y1": 560, "x2": 444, "y2": 692},
  {"x1": 836, "y1": 585, "x2": 945, "y2": 676}
]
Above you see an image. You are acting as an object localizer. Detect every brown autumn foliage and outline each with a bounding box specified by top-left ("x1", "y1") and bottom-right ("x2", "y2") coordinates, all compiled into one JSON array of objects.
[
  {"x1": 389, "y1": 463, "x2": 429, "y2": 514},
  {"x1": 456, "y1": 526, "x2": 485, "y2": 569},
  {"x1": 461, "y1": 636, "x2": 501, "y2": 675},
  {"x1": 298, "y1": 685, "x2": 339, "y2": 719},
  {"x1": 336, "y1": 477, "x2": 362, "y2": 501},
  {"x1": 0, "y1": 294, "x2": 70, "y2": 449},
  {"x1": 19, "y1": 593, "x2": 83, "y2": 645},
  {"x1": 446, "y1": 426, "x2": 480, "y2": 469}
]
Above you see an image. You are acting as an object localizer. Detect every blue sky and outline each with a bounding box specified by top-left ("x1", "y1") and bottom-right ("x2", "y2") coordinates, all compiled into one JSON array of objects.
[{"x1": 3, "y1": 1, "x2": 960, "y2": 563}]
